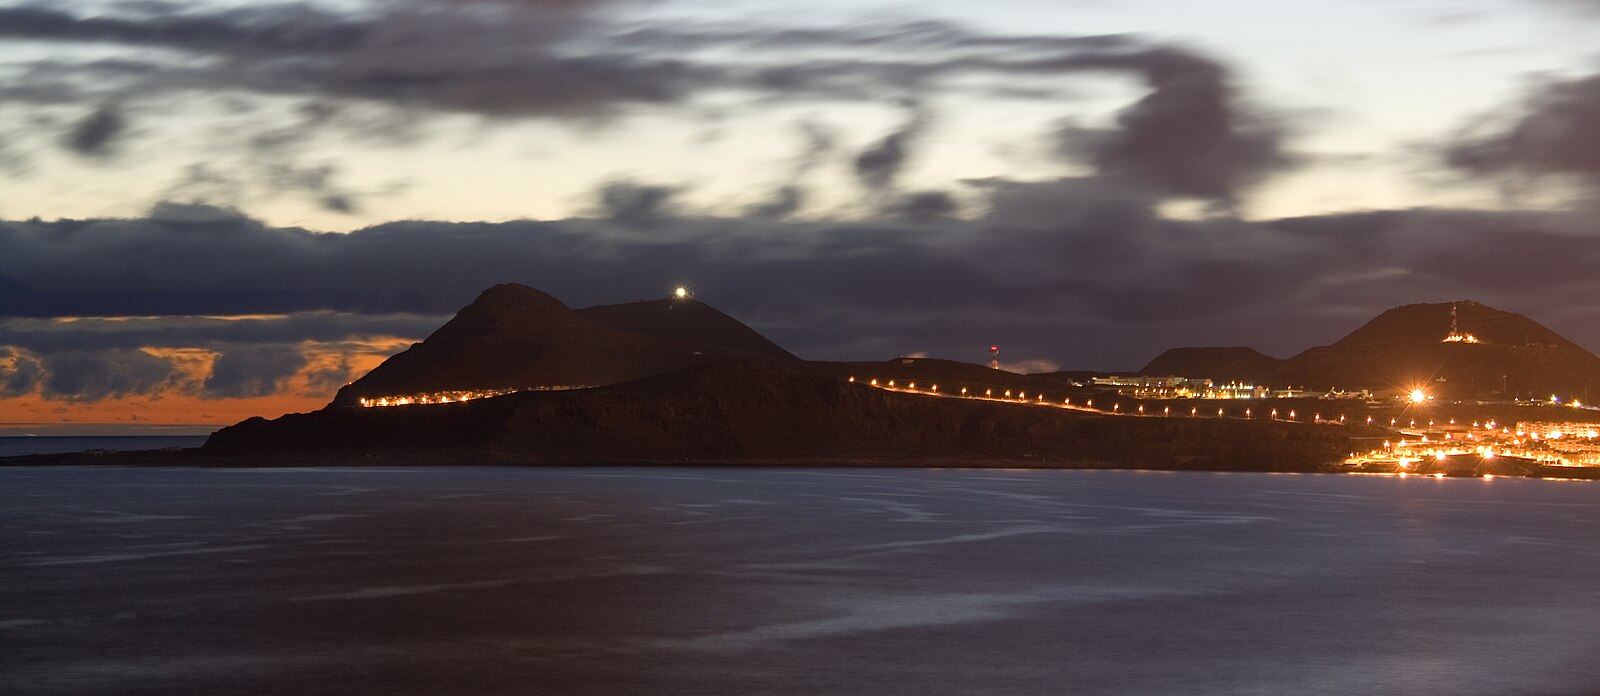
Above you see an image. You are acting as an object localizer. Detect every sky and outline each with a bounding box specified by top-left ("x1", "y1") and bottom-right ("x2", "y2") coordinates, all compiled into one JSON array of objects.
[{"x1": 3, "y1": 0, "x2": 1600, "y2": 433}]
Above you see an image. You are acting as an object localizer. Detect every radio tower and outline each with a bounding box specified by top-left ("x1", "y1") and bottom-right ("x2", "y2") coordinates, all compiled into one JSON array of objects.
[
  {"x1": 1442, "y1": 303, "x2": 1480, "y2": 344},
  {"x1": 989, "y1": 345, "x2": 1000, "y2": 370}
]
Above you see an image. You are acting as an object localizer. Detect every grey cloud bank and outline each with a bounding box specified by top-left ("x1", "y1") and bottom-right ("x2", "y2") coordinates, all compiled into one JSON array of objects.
[{"x1": 5, "y1": 201, "x2": 1600, "y2": 373}]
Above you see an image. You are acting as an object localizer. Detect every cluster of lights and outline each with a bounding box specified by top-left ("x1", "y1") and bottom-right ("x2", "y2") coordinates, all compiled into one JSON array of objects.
[
  {"x1": 358, "y1": 388, "x2": 523, "y2": 407},
  {"x1": 357, "y1": 384, "x2": 593, "y2": 407},
  {"x1": 1348, "y1": 417, "x2": 1600, "y2": 469}
]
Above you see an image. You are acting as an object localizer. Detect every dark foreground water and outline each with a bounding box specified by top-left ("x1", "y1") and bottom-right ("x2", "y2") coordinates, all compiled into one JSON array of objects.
[{"x1": 4, "y1": 467, "x2": 1599, "y2": 696}]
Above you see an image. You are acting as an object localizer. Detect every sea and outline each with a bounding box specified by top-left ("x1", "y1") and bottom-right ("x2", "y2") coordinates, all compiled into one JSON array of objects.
[{"x1": 3, "y1": 466, "x2": 1599, "y2": 696}]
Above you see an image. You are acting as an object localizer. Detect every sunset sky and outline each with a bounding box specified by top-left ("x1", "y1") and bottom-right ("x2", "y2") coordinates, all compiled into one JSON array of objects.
[{"x1": 3, "y1": 0, "x2": 1600, "y2": 433}]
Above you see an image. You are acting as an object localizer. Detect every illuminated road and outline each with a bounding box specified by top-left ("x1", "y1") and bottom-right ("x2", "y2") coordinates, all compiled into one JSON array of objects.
[{"x1": 851, "y1": 376, "x2": 1350, "y2": 425}]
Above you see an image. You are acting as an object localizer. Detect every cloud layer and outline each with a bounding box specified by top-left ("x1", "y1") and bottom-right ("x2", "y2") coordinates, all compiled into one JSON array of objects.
[
  {"x1": 0, "y1": 1, "x2": 1295, "y2": 208},
  {"x1": 6, "y1": 197, "x2": 1600, "y2": 379},
  {"x1": 1447, "y1": 72, "x2": 1600, "y2": 182}
]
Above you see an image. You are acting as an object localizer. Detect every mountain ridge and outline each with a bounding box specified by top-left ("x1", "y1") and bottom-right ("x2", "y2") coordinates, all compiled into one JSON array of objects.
[
  {"x1": 1142, "y1": 301, "x2": 1600, "y2": 398},
  {"x1": 336, "y1": 283, "x2": 790, "y2": 404}
]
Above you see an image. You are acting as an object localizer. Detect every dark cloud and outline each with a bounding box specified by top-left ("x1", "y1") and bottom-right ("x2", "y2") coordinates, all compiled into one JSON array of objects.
[
  {"x1": 203, "y1": 344, "x2": 308, "y2": 398},
  {"x1": 749, "y1": 185, "x2": 805, "y2": 219},
  {"x1": 6, "y1": 201, "x2": 1600, "y2": 372},
  {"x1": 0, "y1": 313, "x2": 443, "y2": 354},
  {"x1": 39, "y1": 348, "x2": 176, "y2": 401},
  {"x1": 0, "y1": 346, "x2": 44, "y2": 396},
  {"x1": 1446, "y1": 73, "x2": 1600, "y2": 181},
  {"x1": 747, "y1": 120, "x2": 838, "y2": 219},
  {"x1": 0, "y1": 6, "x2": 1290, "y2": 158},
  {"x1": 160, "y1": 167, "x2": 247, "y2": 209},
  {"x1": 64, "y1": 102, "x2": 127, "y2": 157},
  {"x1": 0, "y1": 4, "x2": 701, "y2": 118},
  {"x1": 793, "y1": 120, "x2": 837, "y2": 176},
  {"x1": 854, "y1": 111, "x2": 926, "y2": 191},
  {"x1": 0, "y1": 5, "x2": 368, "y2": 51},
  {"x1": 973, "y1": 175, "x2": 1159, "y2": 232},
  {"x1": 613, "y1": 20, "x2": 1130, "y2": 55},
  {"x1": 0, "y1": 4, "x2": 1303, "y2": 224},
  {"x1": 889, "y1": 190, "x2": 959, "y2": 222},
  {"x1": 595, "y1": 180, "x2": 681, "y2": 226},
  {"x1": 1054, "y1": 49, "x2": 1293, "y2": 200},
  {"x1": 264, "y1": 163, "x2": 363, "y2": 214}
]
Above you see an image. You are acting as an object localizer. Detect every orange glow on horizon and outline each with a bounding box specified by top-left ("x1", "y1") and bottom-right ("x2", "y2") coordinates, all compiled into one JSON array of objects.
[
  {"x1": 0, "y1": 336, "x2": 411, "y2": 434},
  {"x1": 0, "y1": 391, "x2": 333, "y2": 432}
]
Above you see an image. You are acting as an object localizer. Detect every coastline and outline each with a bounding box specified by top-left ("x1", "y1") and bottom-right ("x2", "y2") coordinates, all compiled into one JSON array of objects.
[
  {"x1": 7, "y1": 447, "x2": 1585, "y2": 477},
  {"x1": 0, "y1": 446, "x2": 1336, "y2": 471}
]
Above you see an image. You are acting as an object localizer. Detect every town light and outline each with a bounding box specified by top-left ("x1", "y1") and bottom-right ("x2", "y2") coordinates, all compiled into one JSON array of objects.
[{"x1": 1410, "y1": 389, "x2": 1427, "y2": 404}]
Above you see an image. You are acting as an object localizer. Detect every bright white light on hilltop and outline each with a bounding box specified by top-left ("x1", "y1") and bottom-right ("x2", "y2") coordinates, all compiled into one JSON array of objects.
[
  {"x1": 674, "y1": 287, "x2": 689, "y2": 299},
  {"x1": 1410, "y1": 389, "x2": 1427, "y2": 404}
]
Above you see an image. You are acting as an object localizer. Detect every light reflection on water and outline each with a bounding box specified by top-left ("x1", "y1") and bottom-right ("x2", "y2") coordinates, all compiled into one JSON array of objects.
[{"x1": 3, "y1": 466, "x2": 1599, "y2": 695}]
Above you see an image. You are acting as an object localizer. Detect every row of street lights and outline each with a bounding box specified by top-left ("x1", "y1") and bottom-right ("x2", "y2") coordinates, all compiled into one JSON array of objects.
[{"x1": 850, "y1": 377, "x2": 1356, "y2": 424}]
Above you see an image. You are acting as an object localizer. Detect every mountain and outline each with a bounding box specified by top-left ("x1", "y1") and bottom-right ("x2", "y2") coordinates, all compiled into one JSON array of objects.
[
  {"x1": 1140, "y1": 347, "x2": 1283, "y2": 384},
  {"x1": 334, "y1": 284, "x2": 787, "y2": 404},
  {"x1": 204, "y1": 282, "x2": 1354, "y2": 469},
  {"x1": 577, "y1": 298, "x2": 798, "y2": 360},
  {"x1": 1141, "y1": 301, "x2": 1600, "y2": 399},
  {"x1": 210, "y1": 357, "x2": 1351, "y2": 469}
]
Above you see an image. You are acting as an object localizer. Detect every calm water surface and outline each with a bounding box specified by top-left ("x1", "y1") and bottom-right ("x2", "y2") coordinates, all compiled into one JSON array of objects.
[{"x1": 3, "y1": 466, "x2": 1599, "y2": 695}]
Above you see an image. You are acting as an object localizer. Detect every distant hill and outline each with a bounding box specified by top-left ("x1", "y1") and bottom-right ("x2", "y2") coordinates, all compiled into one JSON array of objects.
[
  {"x1": 335, "y1": 284, "x2": 787, "y2": 403},
  {"x1": 212, "y1": 358, "x2": 1350, "y2": 469},
  {"x1": 1141, "y1": 301, "x2": 1600, "y2": 399},
  {"x1": 1141, "y1": 347, "x2": 1283, "y2": 384}
]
